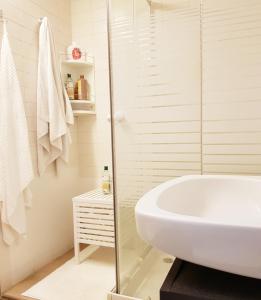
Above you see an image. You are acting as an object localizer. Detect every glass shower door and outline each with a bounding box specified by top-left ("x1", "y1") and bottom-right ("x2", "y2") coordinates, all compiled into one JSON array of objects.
[{"x1": 108, "y1": 0, "x2": 201, "y2": 296}]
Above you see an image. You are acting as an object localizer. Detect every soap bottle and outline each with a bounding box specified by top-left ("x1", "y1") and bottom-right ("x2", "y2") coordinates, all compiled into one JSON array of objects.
[
  {"x1": 102, "y1": 166, "x2": 111, "y2": 194},
  {"x1": 65, "y1": 74, "x2": 74, "y2": 100},
  {"x1": 77, "y1": 75, "x2": 88, "y2": 100}
]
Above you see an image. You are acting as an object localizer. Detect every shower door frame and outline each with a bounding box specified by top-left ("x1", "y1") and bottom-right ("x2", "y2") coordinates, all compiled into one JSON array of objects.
[{"x1": 106, "y1": 0, "x2": 121, "y2": 294}]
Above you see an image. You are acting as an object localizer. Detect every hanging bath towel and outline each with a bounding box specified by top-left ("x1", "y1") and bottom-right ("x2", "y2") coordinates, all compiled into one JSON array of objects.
[
  {"x1": 0, "y1": 21, "x2": 34, "y2": 245},
  {"x1": 37, "y1": 17, "x2": 73, "y2": 176}
]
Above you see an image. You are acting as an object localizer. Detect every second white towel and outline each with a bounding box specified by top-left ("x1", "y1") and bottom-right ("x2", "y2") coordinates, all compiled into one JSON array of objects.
[{"x1": 37, "y1": 17, "x2": 74, "y2": 176}]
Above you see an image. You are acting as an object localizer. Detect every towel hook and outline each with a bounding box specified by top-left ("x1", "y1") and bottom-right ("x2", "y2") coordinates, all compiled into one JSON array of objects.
[
  {"x1": 0, "y1": 9, "x2": 8, "y2": 24},
  {"x1": 0, "y1": 9, "x2": 4, "y2": 22}
]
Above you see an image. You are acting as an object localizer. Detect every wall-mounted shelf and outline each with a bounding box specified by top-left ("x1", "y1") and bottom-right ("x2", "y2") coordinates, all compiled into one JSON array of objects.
[
  {"x1": 69, "y1": 100, "x2": 95, "y2": 117},
  {"x1": 60, "y1": 52, "x2": 96, "y2": 117},
  {"x1": 61, "y1": 58, "x2": 94, "y2": 67},
  {"x1": 70, "y1": 100, "x2": 94, "y2": 104},
  {"x1": 73, "y1": 110, "x2": 96, "y2": 116}
]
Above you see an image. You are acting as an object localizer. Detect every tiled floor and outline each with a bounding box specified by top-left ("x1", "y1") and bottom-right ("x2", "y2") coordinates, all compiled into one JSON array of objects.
[
  {"x1": 4, "y1": 246, "x2": 116, "y2": 300},
  {"x1": 3, "y1": 247, "x2": 169, "y2": 300},
  {"x1": 22, "y1": 247, "x2": 115, "y2": 300},
  {"x1": 3, "y1": 250, "x2": 75, "y2": 300}
]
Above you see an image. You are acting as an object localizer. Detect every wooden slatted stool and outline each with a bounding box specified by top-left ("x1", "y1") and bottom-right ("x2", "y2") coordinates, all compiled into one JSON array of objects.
[{"x1": 72, "y1": 189, "x2": 114, "y2": 263}]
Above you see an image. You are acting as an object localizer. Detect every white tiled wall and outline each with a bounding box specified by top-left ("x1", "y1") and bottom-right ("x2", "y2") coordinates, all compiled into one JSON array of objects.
[
  {"x1": 0, "y1": 0, "x2": 112, "y2": 292},
  {"x1": 71, "y1": 0, "x2": 112, "y2": 188},
  {"x1": 1, "y1": 0, "x2": 261, "y2": 295},
  {"x1": 202, "y1": 0, "x2": 261, "y2": 175},
  {"x1": 0, "y1": 0, "x2": 90, "y2": 292}
]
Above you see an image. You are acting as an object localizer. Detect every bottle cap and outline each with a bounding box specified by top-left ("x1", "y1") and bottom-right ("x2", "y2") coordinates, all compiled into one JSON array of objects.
[
  {"x1": 67, "y1": 73, "x2": 72, "y2": 78},
  {"x1": 104, "y1": 166, "x2": 108, "y2": 171}
]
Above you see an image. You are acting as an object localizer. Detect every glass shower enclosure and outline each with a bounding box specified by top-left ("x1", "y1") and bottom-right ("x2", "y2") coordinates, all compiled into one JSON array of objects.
[
  {"x1": 108, "y1": 0, "x2": 261, "y2": 298},
  {"x1": 108, "y1": 0, "x2": 201, "y2": 297}
]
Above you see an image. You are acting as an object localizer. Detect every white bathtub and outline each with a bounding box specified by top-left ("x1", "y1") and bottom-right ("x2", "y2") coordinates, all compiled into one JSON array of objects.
[{"x1": 135, "y1": 175, "x2": 261, "y2": 279}]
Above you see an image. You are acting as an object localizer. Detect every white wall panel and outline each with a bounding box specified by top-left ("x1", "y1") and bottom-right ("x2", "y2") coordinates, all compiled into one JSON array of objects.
[
  {"x1": 202, "y1": 0, "x2": 261, "y2": 175},
  {"x1": 0, "y1": 0, "x2": 79, "y2": 292}
]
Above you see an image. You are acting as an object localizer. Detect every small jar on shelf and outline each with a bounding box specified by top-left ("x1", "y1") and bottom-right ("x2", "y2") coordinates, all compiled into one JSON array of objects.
[{"x1": 67, "y1": 42, "x2": 87, "y2": 62}]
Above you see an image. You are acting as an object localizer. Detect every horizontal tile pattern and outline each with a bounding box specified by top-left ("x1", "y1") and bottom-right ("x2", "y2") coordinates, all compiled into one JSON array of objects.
[
  {"x1": 202, "y1": 0, "x2": 261, "y2": 175},
  {"x1": 111, "y1": 1, "x2": 201, "y2": 208},
  {"x1": 0, "y1": 0, "x2": 79, "y2": 292},
  {"x1": 110, "y1": 0, "x2": 201, "y2": 292},
  {"x1": 71, "y1": 0, "x2": 112, "y2": 185}
]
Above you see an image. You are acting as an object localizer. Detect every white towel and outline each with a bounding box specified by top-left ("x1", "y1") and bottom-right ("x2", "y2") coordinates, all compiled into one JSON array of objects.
[
  {"x1": 37, "y1": 17, "x2": 73, "y2": 176},
  {"x1": 0, "y1": 21, "x2": 34, "y2": 245}
]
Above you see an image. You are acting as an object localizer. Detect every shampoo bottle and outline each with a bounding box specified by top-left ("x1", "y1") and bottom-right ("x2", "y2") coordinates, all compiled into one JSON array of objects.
[{"x1": 77, "y1": 75, "x2": 88, "y2": 100}]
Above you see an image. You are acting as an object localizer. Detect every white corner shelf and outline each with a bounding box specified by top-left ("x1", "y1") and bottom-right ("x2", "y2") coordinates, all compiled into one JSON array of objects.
[
  {"x1": 62, "y1": 59, "x2": 94, "y2": 67},
  {"x1": 60, "y1": 52, "x2": 96, "y2": 120},
  {"x1": 70, "y1": 100, "x2": 96, "y2": 116},
  {"x1": 73, "y1": 110, "x2": 96, "y2": 117},
  {"x1": 70, "y1": 99, "x2": 94, "y2": 104}
]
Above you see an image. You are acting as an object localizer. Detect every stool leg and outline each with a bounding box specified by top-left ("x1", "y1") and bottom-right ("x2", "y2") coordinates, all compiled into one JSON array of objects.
[
  {"x1": 73, "y1": 203, "x2": 80, "y2": 263},
  {"x1": 74, "y1": 240, "x2": 80, "y2": 264}
]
